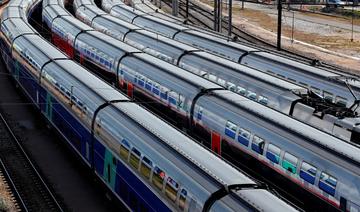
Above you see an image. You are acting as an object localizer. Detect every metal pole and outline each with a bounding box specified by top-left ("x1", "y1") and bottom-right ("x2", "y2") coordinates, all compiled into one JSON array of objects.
[
  {"x1": 351, "y1": 5, "x2": 354, "y2": 42},
  {"x1": 228, "y1": 0, "x2": 232, "y2": 36},
  {"x1": 277, "y1": 0, "x2": 282, "y2": 50},
  {"x1": 291, "y1": 11, "x2": 294, "y2": 43},
  {"x1": 242, "y1": 0, "x2": 244, "y2": 9},
  {"x1": 172, "y1": 0, "x2": 178, "y2": 16},
  {"x1": 214, "y1": 0, "x2": 218, "y2": 31},
  {"x1": 219, "y1": 0, "x2": 222, "y2": 32},
  {"x1": 186, "y1": 0, "x2": 189, "y2": 18}
]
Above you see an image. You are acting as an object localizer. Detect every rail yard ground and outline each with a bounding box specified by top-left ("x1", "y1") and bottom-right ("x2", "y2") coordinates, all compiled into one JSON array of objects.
[
  {"x1": 158, "y1": 0, "x2": 360, "y2": 73},
  {"x1": 0, "y1": 175, "x2": 17, "y2": 212}
]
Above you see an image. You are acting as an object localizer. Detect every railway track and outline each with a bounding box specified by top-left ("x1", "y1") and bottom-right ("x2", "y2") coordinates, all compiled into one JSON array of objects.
[
  {"x1": 0, "y1": 111, "x2": 64, "y2": 212},
  {"x1": 158, "y1": 0, "x2": 360, "y2": 77}
]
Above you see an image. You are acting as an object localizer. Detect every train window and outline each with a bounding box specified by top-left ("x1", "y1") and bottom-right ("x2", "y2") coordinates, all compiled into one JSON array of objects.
[
  {"x1": 266, "y1": 144, "x2": 280, "y2": 164},
  {"x1": 298, "y1": 82, "x2": 308, "y2": 88},
  {"x1": 91, "y1": 52, "x2": 94, "y2": 58},
  {"x1": 287, "y1": 78, "x2": 297, "y2": 83},
  {"x1": 195, "y1": 105, "x2": 203, "y2": 121},
  {"x1": 226, "y1": 82, "x2": 236, "y2": 92},
  {"x1": 277, "y1": 74, "x2": 286, "y2": 78},
  {"x1": 319, "y1": 172, "x2": 337, "y2": 196},
  {"x1": 251, "y1": 135, "x2": 265, "y2": 155},
  {"x1": 169, "y1": 91, "x2": 178, "y2": 106},
  {"x1": 130, "y1": 147, "x2": 141, "y2": 169},
  {"x1": 140, "y1": 156, "x2": 152, "y2": 179},
  {"x1": 266, "y1": 70, "x2": 275, "y2": 75},
  {"x1": 208, "y1": 74, "x2": 217, "y2": 82},
  {"x1": 152, "y1": 83, "x2": 160, "y2": 96},
  {"x1": 160, "y1": 86, "x2": 169, "y2": 101},
  {"x1": 323, "y1": 91, "x2": 334, "y2": 103},
  {"x1": 77, "y1": 100, "x2": 83, "y2": 108},
  {"x1": 282, "y1": 152, "x2": 298, "y2": 174},
  {"x1": 120, "y1": 139, "x2": 130, "y2": 160},
  {"x1": 165, "y1": 177, "x2": 179, "y2": 202},
  {"x1": 152, "y1": 166, "x2": 165, "y2": 190},
  {"x1": 225, "y1": 121, "x2": 237, "y2": 139},
  {"x1": 258, "y1": 96, "x2": 268, "y2": 105},
  {"x1": 145, "y1": 79, "x2": 152, "y2": 92},
  {"x1": 178, "y1": 94, "x2": 186, "y2": 110},
  {"x1": 247, "y1": 91, "x2": 257, "y2": 100},
  {"x1": 335, "y1": 96, "x2": 347, "y2": 107},
  {"x1": 199, "y1": 70, "x2": 207, "y2": 77},
  {"x1": 179, "y1": 189, "x2": 187, "y2": 211},
  {"x1": 238, "y1": 128, "x2": 250, "y2": 147},
  {"x1": 100, "y1": 57, "x2": 103, "y2": 64},
  {"x1": 310, "y1": 86, "x2": 322, "y2": 96},
  {"x1": 300, "y1": 161, "x2": 317, "y2": 184},
  {"x1": 217, "y1": 78, "x2": 226, "y2": 86},
  {"x1": 137, "y1": 75, "x2": 145, "y2": 87},
  {"x1": 237, "y1": 86, "x2": 247, "y2": 96}
]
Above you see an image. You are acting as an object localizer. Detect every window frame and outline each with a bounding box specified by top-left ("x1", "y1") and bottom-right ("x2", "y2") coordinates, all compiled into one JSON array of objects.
[
  {"x1": 237, "y1": 127, "x2": 251, "y2": 147},
  {"x1": 225, "y1": 121, "x2": 237, "y2": 139},
  {"x1": 300, "y1": 161, "x2": 317, "y2": 185},
  {"x1": 282, "y1": 152, "x2": 298, "y2": 174},
  {"x1": 266, "y1": 143, "x2": 281, "y2": 164}
]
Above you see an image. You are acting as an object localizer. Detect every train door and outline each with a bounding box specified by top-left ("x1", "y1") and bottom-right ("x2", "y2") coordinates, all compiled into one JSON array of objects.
[
  {"x1": 211, "y1": 131, "x2": 221, "y2": 155},
  {"x1": 80, "y1": 53, "x2": 84, "y2": 65},
  {"x1": 103, "y1": 150, "x2": 117, "y2": 190},
  {"x1": 340, "y1": 197, "x2": 347, "y2": 212},
  {"x1": 127, "y1": 82, "x2": 134, "y2": 99}
]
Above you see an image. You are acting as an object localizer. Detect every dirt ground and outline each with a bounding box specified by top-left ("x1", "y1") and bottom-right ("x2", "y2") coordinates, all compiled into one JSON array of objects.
[
  {"x1": 0, "y1": 176, "x2": 18, "y2": 212},
  {"x1": 229, "y1": 5, "x2": 360, "y2": 57},
  {"x1": 189, "y1": 0, "x2": 360, "y2": 73}
]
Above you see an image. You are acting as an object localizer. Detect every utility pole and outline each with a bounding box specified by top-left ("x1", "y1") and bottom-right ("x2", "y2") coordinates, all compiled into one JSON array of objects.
[
  {"x1": 214, "y1": 0, "x2": 218, "y2": 31},
  {"x1": 228, "y1": 0, "x2": 232, "y2": 36},
  {"x1": 219, "y1": 0, "x2": 222, "y2": 32},
  {"x1": 277, "y1": 0, "x2": 282, "y2": 50},
  {"x1": 351, "y1": 4, "x2": 354, "y2": 42},
  {"x1": 291, "y1": 11, "x2": 295, "y2": 43},
  {"x1": 186, "y1": 0, "x2": 189, "y2": 18},
  {"x1": 172, "y1": 0, "x2": 178, "y2": 16}
]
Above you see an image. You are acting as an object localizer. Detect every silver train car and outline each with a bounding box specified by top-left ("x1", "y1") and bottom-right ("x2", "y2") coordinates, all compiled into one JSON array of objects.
[
  {"x1": 101, "y1": 0, "x2": 360, "y2": 117},
  {"x1": 71, "y1": 0, "x2": 360, "y2": 144},
  {"x1": 40, "y1": 1, "x2": 360, "y2": 210},
  {"x1": 0, "y1": 0, "x2": 298, "y2": 211}
]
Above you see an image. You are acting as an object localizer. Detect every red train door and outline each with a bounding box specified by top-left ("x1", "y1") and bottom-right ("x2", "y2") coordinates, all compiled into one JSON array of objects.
[
  {"x1": 211, "y1": 131, "x2": 221, "y2": 155},
  {"x1": 127, "y1": 82, "x2": 134, "y2": 98}
]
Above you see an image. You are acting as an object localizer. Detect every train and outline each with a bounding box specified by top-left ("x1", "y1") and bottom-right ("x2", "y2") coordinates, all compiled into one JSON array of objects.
[
  {"x1": 0, "y1": 0, "x2": 300, "y2": 211},
  {"x1": 101, "y1": 0, "x2": 360, "y2": 138},
  {"x1": 70, "y1": 0, "x2": 360, "y2": 144},
  {"x1": 39, "y1": 0, "x2": 360, "y2": 210}
]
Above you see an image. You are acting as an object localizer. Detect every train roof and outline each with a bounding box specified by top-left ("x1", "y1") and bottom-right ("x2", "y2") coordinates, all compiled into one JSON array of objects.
[
  {"x1": 13, "y1": 34, "x2": 67, "y2": 68},
  {"x1": 0, "y1": 18, "x2": 36, "y2": 43},
  {"x1": 189, "y1": 51, "x2": 307, "y2": 93},
  {"x1": 42, "y1": 4, "x2": 70, "y2": 18},
  {"x1": 76, "y1": 3, "x2": 108, "y2": 22},
  {"x1": 210, "y1": 90, "x2": 360, "y2": 174}
]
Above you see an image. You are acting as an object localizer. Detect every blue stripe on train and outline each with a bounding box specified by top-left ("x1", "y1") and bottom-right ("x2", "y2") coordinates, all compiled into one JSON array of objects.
[{"x1": 6, "y1": 49, "x2": 172, "y2": 211}]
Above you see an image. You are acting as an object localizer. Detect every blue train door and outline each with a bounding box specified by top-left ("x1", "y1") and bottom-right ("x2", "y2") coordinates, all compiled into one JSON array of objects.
[{"x1": 211, "y1": 131, "x2": 221, "y2": 155}]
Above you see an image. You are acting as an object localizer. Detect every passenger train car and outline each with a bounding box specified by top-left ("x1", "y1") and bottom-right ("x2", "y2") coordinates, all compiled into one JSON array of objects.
[
  {"x1": 40, "y1": 0, "x2": 360, "y2": 210},
  {"x1": 0, "y1": 0, "x2": 300, "y2": 211},
  {"x1": 101, "y1": 0, "x2": 360, "y2": 114},
  {"x1": 71, "y1": 0, "x2": 360, "y2": 144}
]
